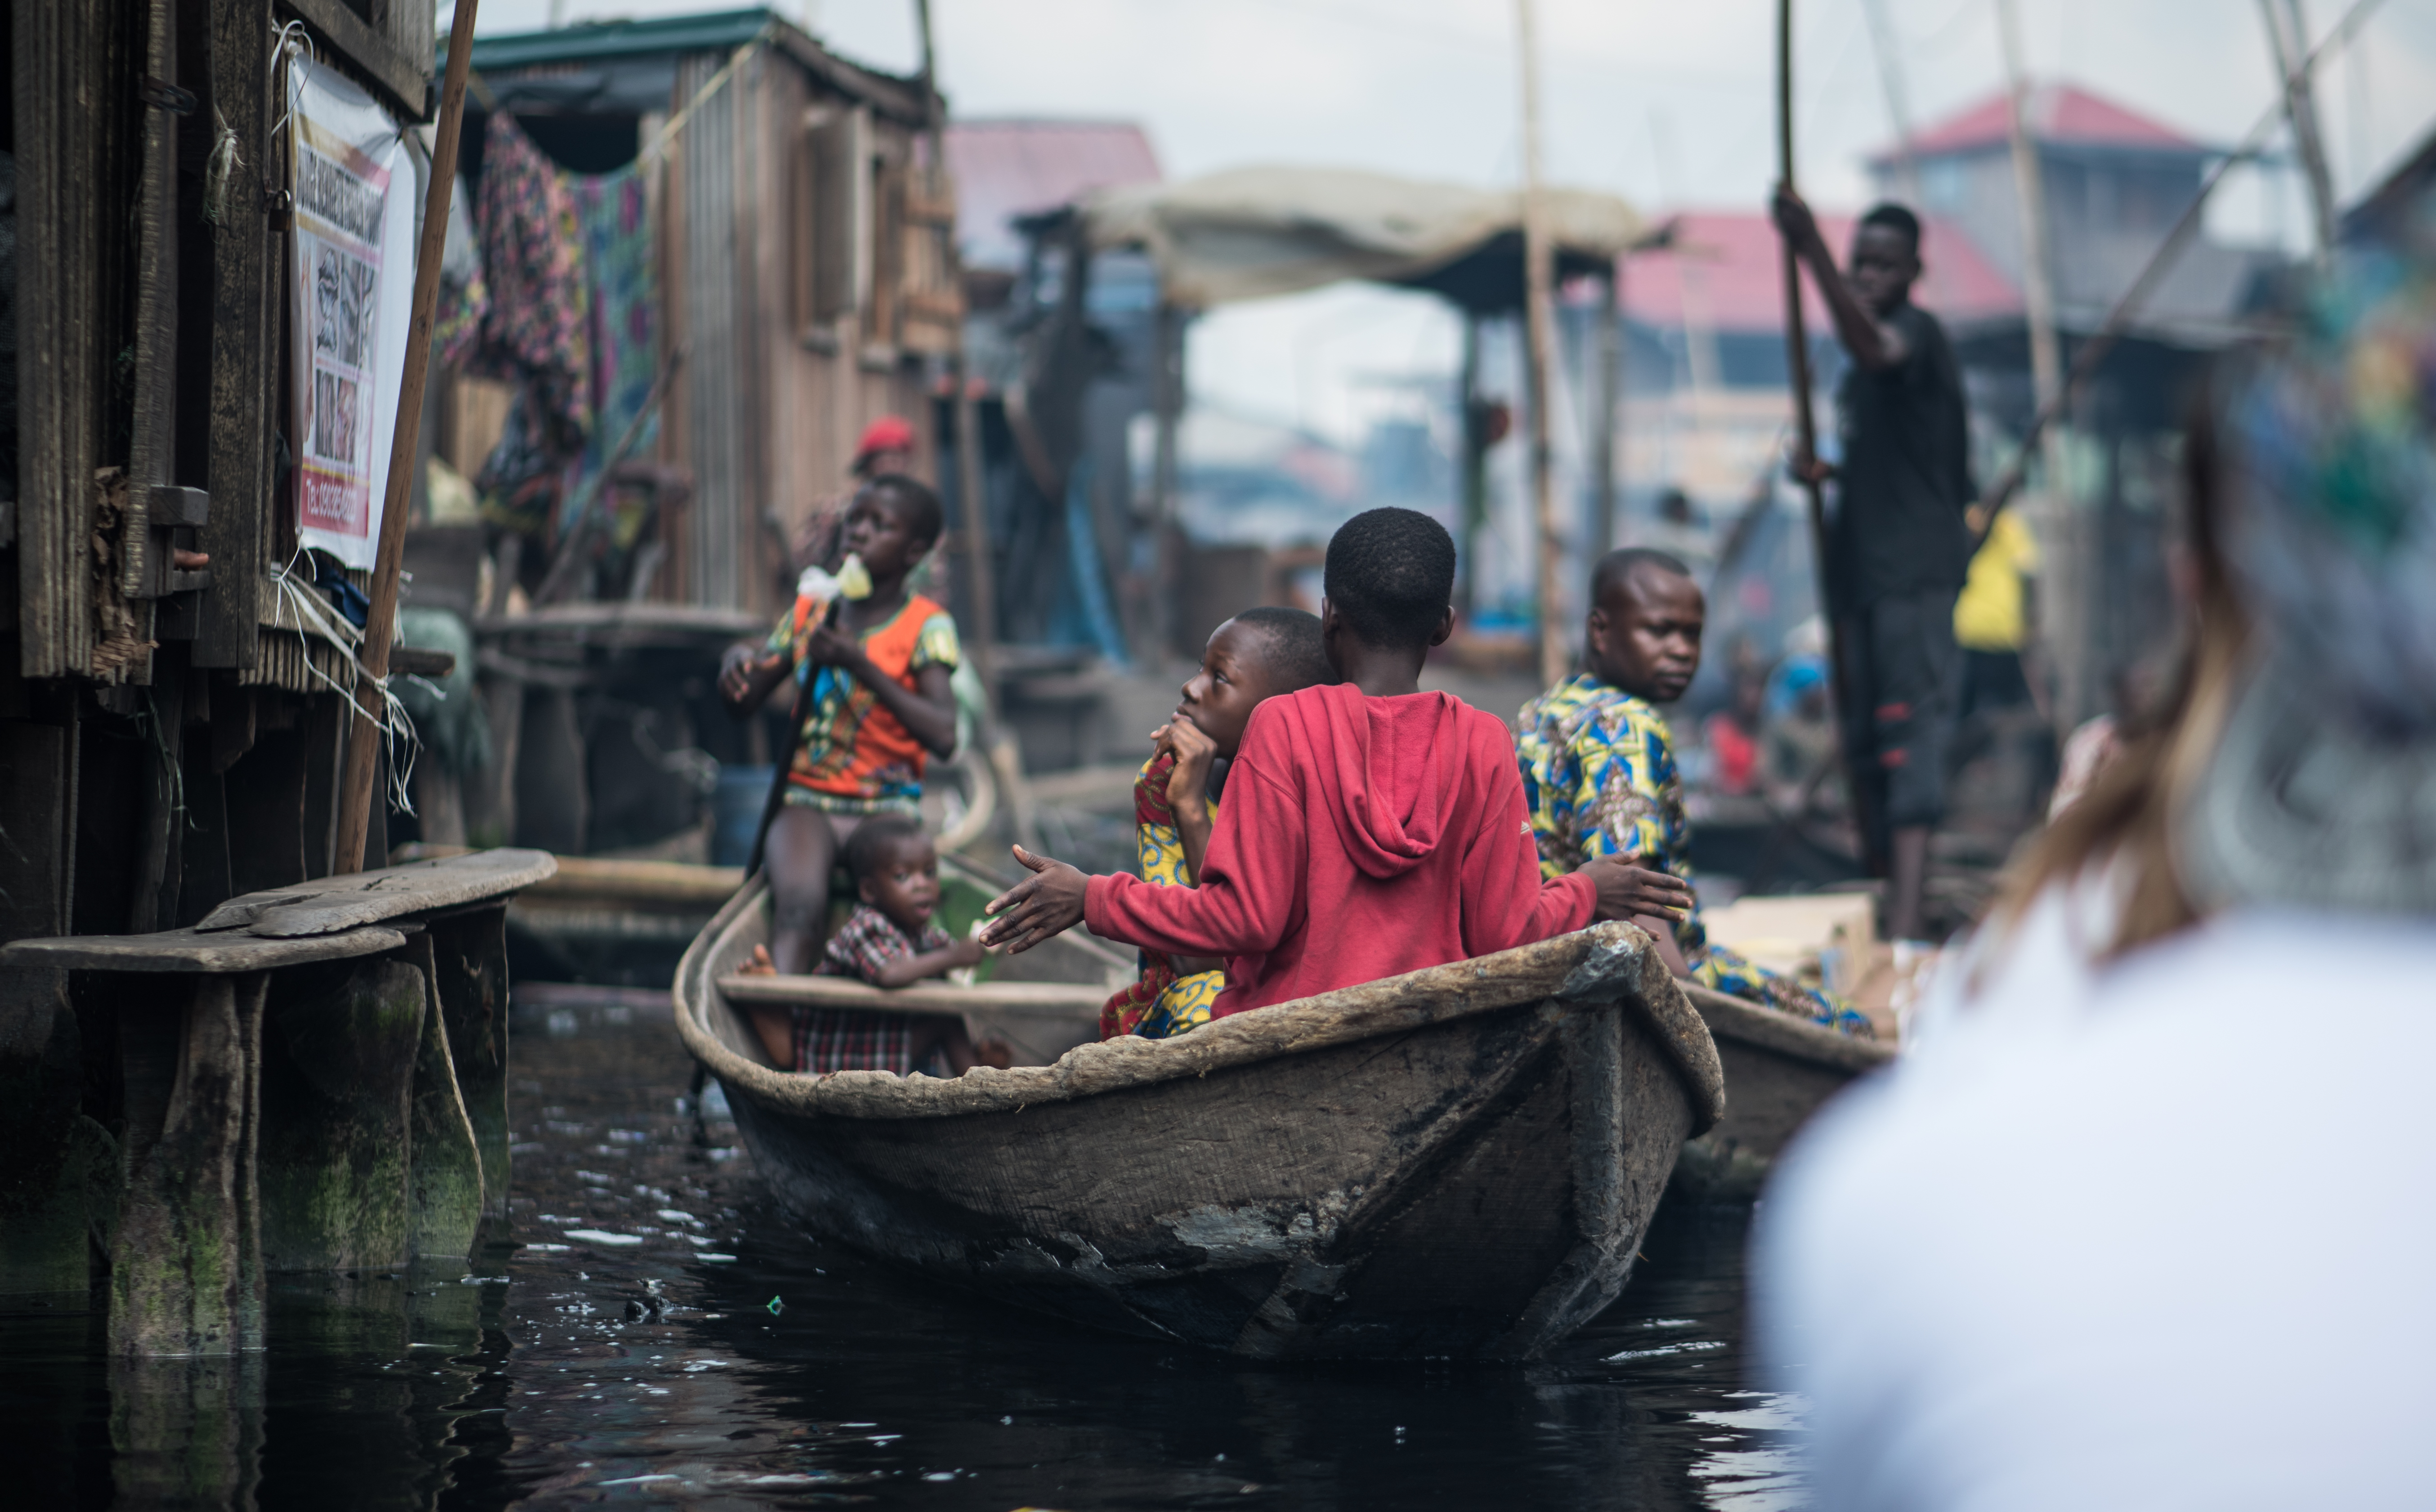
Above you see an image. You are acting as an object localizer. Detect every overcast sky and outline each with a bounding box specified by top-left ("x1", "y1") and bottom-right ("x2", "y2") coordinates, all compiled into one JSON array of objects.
[{"x1": 448, "y1": 0, "x2": 2436, "y2": 440}]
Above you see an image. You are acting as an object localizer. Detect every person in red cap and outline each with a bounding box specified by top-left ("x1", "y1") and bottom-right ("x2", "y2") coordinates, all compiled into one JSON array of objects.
[{"x1": 794, "y1": 416, "x2": 920, "y2": 575}]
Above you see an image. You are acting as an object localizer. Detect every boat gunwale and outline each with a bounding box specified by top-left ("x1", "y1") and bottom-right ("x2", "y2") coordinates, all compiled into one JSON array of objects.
[
  {"x1": 673, "y1": 874, "x2": 1726, "y2": 1132},
  {"x1": 1680, "y1": 981, "x2": 1898, "y2": 1073}
]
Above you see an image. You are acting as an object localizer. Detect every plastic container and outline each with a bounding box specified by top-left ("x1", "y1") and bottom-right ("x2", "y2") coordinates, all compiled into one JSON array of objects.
[{"x1": 712, "y1": 765, "x2": 777, "y2": 867}]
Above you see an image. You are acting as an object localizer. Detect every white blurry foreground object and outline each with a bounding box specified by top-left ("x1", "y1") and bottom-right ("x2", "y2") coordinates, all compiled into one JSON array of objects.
[{"x1": 1754, "y1": 907, "x2": 2436, "y2": 1511}]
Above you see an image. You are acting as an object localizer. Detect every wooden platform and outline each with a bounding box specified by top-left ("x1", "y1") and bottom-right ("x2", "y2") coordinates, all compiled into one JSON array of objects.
[{"x1": 0, "y1": 849, "x2": 555, "y2": 1357}]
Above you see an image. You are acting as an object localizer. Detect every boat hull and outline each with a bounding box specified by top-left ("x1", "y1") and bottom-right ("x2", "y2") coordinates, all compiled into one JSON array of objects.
[
  {"x1": 675, "y1": 882, "x2": 1725, "y2": 1360},
  {"x1": 1670, "y1": 984, "x2": 1894, "y2": 1199}
]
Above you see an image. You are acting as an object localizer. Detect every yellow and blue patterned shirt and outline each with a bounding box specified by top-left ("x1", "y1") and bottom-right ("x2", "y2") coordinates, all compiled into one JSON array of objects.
[
  {"x1": 1516, "y1": 674, "x2": 1714, "y2": 961},
  {"x1": 1130, "y1": 754, "x2": 1226, "y2": 1038},
  {"x1": 1516, "y1": 675, "x2": 1861, "y2": 1030}
]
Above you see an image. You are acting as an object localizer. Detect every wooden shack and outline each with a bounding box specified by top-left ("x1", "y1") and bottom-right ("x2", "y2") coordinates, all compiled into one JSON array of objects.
[
  {"x1": 395, "y1": 9, "x2": 966, "y2": 870},
  {"x1": 0, "y1": 0, "x2": 558, "y2": 1360},
  {"x1": 421, "y1": 7, "x2": 959, "y2": 618}
]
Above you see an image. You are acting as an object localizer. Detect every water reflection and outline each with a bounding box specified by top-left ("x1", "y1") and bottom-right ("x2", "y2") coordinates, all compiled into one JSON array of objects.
[{"x1": 0, "y1": 988, "x2": 1804, "y2": 1510}]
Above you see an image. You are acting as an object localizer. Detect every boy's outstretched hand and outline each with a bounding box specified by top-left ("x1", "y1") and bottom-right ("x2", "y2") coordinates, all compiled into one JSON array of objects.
[
  {"x1": 980, "y1": 845, "x2": 1089, "y2": 953},
  {"x1": 1581, "y1": 857, "x2": 1696, "y2": 926}
]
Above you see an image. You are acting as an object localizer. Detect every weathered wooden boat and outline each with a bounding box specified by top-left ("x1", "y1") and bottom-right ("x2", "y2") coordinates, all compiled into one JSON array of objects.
[
  {"x1": 673, "y1": 876, "x2": 1727, "y2": 1360},
  {"x1": 1670, "y1": 982, "x2": 1895, "y2": 1199}
]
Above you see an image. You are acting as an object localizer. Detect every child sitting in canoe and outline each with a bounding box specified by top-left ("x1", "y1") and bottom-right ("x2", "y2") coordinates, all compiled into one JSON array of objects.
[
  {"x1": 784, "y1": 814, "x2": 1007, "y2": 1075},
  {"x1": 1101, "y1": 606, "x2": 1337, "y2": 1040},
  {"x1": 718, "y1": 475, "x2": 961, "y2": 980},
  {"x1": 1515, "y1": 548, "x2": 1869, "y2": 1034},
  {"x1": 979, "y1": 507, "x2": 1693, "y2": 1012}
]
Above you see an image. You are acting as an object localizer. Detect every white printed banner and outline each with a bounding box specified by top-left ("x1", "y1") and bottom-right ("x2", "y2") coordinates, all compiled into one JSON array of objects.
[{"x1": 288, "y1": 58, "x2": 416, "y2": 570}]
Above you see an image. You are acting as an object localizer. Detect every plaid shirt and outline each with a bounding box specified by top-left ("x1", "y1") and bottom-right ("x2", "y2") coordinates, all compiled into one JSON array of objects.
[
  {"x1": 793, "y1": 905, "x2": 955, "y2": 1074},
  {"x1": 817, "y1": 905, "x2": 953, "y2": 982}
]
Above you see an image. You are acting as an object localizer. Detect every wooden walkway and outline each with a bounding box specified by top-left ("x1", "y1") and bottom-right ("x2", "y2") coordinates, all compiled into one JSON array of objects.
[{"x1": 0, "y1": 850, "x2": 555, "y2": 1356}]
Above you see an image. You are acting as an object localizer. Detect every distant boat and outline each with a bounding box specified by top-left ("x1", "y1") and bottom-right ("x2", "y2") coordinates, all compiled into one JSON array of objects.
[
  {"x1": 1671, "y1": 982, "x2": 1895, "y2": 1199},
  {"x1": 673, "y1": 874, "x2": 1726, "y2": 1360}
]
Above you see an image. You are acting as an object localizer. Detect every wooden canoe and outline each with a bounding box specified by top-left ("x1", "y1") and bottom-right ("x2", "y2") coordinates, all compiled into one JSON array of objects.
[
  {"x1": 672, "y1": 876, "x2": 1727, "y2": 1360},
  {"x1": 1669, "y1": 981, "x2": 1895, "y2": 1199}
]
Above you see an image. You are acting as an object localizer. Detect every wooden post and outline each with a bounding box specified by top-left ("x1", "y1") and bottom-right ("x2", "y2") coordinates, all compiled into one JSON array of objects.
[
  {"x1": 198, "y1": 0, "x2": 282, "y2": 671},
  {"x1": 124, "y1": 0, "x2": 181, "y2": 620},
  {"x1": 1994, "y1": 0, "x2": 2080, "y2": 729},
  {"x1": 1516, "y1": 0, "x2": 1566, "y2": 691},
  {"x1": 1457, "y1": 312, "x2": 1486, "y2": 619},
  {"x1": 1774, "y1": 0, "x2": 1873, "y2": 872},
  {"x1": 1593, "y1": 267, "x2": 1620, "y2": 562},
  {"x1": 333, "y1": 0, "x2": 480, "y2": 875},
  {"x1": 2259, "y1": 0, "x2": 2338, "y2": 262}
]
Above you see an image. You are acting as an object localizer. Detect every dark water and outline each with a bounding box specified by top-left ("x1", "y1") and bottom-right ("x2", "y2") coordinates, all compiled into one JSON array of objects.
[{"x1": 3, "y1": 988, "x2": 1802, "y2": 1511}]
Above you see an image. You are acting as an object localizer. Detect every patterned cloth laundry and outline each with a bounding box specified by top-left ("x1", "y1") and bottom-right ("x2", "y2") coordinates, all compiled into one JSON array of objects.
[
  {"x1": 763, "y1": 591, "x2": 961, "y2": 816},
  {"x1": 1517, "y1": 675, "x2": 1871, "y2": 1035},
  {"x1": 1098, "y1": 749, "x2": 1227, "y2": 1042},
  {"x1": 455, "y1": 115, "x2": 592, "y2": 533},
  {"x1": 430, "y1": 172, "x2": 487, "y2": 370},
  {"x1": 569, "y1": 168, "x2": 658, "y2": 493}
]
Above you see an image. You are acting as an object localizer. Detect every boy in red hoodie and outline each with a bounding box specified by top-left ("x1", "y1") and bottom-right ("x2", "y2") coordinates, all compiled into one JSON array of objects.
[{"x1": 980, "y1": 508, "x2": 1693, "y2": 1016}]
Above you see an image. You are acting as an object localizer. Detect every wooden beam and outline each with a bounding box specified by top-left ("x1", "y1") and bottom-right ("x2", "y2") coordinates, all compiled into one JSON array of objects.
[
  {"x1": 13, "y1": 0, "x2": 130, "y2": 678},
  {"x1": 197, "y1": 0, "x2": 283, "y2": 670},
  {"x1": 275, "y1": 0, "x2": 431, "y2": 123}
]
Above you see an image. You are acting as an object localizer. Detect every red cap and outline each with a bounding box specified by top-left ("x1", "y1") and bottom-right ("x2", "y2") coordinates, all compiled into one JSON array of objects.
[{"x1": 855, "y1": 415, "x2": 916, "y2": 461}]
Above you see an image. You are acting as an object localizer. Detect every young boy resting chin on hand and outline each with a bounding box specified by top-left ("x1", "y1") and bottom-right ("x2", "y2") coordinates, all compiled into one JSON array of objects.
[
  {"x1": 763, "y1": 815, "x2": 1008, "y2": 1077},
  {"x1": 981, "y1": 507, "x2": 1696, "y2": 1015},
  {"x1": 1102, "y1": 606, "x2": 1336, "y2": 1040}
]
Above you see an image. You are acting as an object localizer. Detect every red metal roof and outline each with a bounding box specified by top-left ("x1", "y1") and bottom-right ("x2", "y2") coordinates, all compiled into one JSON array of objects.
[
  {"x1": 1620, "y1": 210, "x2": 2020, "y2": 337},
  {"x1": 1881, "y1": 83, "x2": 2204, "y2": 161},
  {"x1": 944, "y1": 118, "x2": 1163, "y2": 268}
]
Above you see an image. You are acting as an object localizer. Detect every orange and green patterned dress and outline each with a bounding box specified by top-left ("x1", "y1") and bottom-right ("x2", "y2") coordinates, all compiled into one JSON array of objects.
[{"x1": 765, "y1": 590, "x2": 960, "y2": 816}]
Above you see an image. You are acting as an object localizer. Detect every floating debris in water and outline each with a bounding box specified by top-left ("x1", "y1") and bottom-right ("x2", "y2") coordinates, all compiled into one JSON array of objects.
[
  {"x1": 523, "y1": 1243, "x2": 572, "y2": 1253},
  {"x1": 563, "y1": 1230, "x2": 645, "y2": 1248},
  {"x1": 1605, "y1": 1338, "x2": 1727, "y2": 1362},
  {"x1": 766, "y1": 1295, "x2": 785, "y2": 1315}
]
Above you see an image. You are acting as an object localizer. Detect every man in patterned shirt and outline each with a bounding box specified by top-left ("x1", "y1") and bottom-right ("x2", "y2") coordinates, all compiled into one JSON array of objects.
[{"x1": 1518, "y1": 549, "x2": 1866, "y2": 1031}]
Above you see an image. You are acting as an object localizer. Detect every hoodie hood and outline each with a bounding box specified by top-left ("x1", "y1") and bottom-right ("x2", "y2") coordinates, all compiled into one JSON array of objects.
[{"x1": 1267, "y1": 684, "x2": 1470, "y2": 881}]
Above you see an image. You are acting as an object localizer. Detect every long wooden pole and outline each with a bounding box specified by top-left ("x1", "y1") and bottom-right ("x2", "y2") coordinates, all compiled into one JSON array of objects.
[
  {"x1": 333, "y1": 0, "x2": 482, "y2": 876},
  {"x1": 1517, "y1": 0, "x2": 1566, "y2": 691},
  {"x1": 1774, "y1": 0, "x2": 1874, "y2": 873},
  {"x1": 2259, "y1": 0, "x2": 2338, "y2": 262}
]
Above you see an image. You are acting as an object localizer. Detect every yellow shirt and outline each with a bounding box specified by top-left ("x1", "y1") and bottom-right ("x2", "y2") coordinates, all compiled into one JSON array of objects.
[{"x1": 1953, "y1": 510, "x2": 2039, "y2": 652}]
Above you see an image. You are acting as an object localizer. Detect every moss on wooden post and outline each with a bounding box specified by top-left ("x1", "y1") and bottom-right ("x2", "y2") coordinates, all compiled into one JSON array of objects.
[
  {"x1": 109, "y1": 974, "x2": 268, "y2": 1358},
  {"x1": 405, "y1": 935, "x2": 485, "y2": 1259},
  {"x1": 256, "y1": 959, "x2": 425, "y2": 1273},
  {"x1": 425, "y1": 907, "x2": 511, "y2": 1221}
]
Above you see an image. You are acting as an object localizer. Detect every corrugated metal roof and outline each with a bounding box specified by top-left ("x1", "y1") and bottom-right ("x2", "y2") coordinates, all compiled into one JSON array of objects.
[
  {"x1": 1623, "y1": 210, "x2": 2020, "y2": 336},
  {"x1": 945, "y1": 119, "x2": 1162, "y2": 270},
  {"x1": 1874, "y1": 83, "x2": 2208, "y2": 162},
  {"x1": 466, "y1": 8, "x2": 776, "y2": 72}
]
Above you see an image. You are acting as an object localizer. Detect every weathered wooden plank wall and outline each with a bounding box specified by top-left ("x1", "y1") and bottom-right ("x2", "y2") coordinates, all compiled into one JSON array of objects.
[
  {"x1": 15, "y1": 0, "x2": 138, "y2": 678},
  {"x1": 197, "y1": 0, "x2": 284, "y2": 670},
  {"x1": 680, "y1": 52, "x2": 747, "y2": 610}
]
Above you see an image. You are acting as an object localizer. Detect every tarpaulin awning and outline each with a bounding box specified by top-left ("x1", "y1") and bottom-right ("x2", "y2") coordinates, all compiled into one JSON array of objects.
[{"x1": 1080, "y1": 165, "x2": 1641, "y2": 312}]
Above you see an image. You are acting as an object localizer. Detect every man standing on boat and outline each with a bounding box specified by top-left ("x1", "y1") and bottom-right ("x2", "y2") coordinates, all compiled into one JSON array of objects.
[{"x1": 1770, "y1": 194, "x2": 1975, "y2": 949}]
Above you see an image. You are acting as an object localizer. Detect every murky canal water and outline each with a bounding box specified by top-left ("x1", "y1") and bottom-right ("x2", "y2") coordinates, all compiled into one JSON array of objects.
[{"x1": 4, "y1": 986, "x2": 1802, "y2": 1510}]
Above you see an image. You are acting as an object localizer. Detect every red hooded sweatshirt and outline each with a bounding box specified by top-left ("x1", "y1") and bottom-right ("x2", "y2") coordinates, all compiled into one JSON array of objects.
[{"x1": 1083, "y1": 683, "x2": 1598, "y2": 1016}]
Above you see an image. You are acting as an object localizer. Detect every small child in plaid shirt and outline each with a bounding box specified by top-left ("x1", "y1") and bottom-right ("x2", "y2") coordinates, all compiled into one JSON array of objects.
[{"x1": 792, "y1": 816, "x2": 1006, "y2": 1076}]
